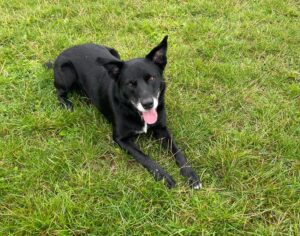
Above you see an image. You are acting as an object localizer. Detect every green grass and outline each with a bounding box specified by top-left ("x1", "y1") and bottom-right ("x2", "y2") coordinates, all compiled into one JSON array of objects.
[{"x1": 0, "y1": 0, "x2": 299, "y2": 235}]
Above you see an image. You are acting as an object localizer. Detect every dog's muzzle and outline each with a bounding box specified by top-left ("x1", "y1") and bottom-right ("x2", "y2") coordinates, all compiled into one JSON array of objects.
[{"x1": 131, "y1": 93, "x2": 160, "y2": 124}]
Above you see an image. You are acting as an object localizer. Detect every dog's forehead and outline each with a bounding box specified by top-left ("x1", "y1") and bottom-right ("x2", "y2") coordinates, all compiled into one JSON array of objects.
[{"x1": 123, "y1": 59, "x2": 159, "y2": 77}]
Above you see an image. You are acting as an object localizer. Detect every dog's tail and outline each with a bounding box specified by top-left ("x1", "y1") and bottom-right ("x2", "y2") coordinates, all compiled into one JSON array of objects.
[{"x1": 44, "y1": 61, "x2": 54, "y2": 69}]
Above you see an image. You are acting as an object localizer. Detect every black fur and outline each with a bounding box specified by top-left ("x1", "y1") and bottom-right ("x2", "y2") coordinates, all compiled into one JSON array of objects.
[{"x1": 51, "y1": 36, "x2": 201, "y2": 189}]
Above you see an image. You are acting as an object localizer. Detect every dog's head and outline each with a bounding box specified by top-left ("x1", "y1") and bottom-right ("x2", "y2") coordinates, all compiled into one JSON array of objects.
[{"x1": 102, "y1": 36, "x2": 168, "y2": 124}]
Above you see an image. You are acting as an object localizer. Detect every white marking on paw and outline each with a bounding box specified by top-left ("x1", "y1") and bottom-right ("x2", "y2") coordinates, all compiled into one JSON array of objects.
[{"x1": 193, "y1": 183, "x2": 202, "y2": 189}]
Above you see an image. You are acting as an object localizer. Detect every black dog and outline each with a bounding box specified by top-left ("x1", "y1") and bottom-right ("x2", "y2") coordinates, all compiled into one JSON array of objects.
[{"x1": 52, "y1": 36, "x2": 201, "y2": 189}]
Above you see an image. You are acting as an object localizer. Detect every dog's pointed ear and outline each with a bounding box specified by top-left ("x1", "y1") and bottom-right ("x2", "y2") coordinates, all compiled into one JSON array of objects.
[
  {"x1": 146, "y1": 36, "x2": 168, "y2": 71},
  {"x1": 97, "y1": 58, "x2": 124, "y2": 80}
]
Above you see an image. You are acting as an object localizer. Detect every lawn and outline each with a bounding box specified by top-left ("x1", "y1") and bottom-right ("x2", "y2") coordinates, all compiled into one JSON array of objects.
[{"x1": 0, "y1": 0, "x2": 299, "y2": 235}]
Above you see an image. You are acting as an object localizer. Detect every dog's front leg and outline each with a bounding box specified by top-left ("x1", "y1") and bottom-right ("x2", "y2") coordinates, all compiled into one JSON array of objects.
[
  {"x1": 153, "y1": 127, "x2": 202, "y2": 189},
  {"x1": 114, "y1": 136, "x2": 176, "y2": 188}
]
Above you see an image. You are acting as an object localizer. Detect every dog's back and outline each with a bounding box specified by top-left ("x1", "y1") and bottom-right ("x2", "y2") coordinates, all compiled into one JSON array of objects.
[{"x1": 54, "y1": 43, "x2": 121, "y2": 119}]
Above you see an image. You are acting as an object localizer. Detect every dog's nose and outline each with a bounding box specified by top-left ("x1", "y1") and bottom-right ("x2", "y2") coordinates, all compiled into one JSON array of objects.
[{"x1": 141, "y1": 97, "x2": 154, "y2": 110}]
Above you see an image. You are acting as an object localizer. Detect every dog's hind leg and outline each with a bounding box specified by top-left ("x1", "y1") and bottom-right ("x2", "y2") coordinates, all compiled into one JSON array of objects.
[
  {"x1": 54, "y1": 59, "x2": 77, "y2": 110},
  {"x1": 56, "y1": 88, "x2": 73, "y2": 110}
]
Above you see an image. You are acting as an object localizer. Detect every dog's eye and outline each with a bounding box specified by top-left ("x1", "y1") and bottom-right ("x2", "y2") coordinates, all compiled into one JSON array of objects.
[
  {"x1": 145, "y1": 76, "x2": 155, "y2": 82},
  {"x1": 127, "y1": 81, "x2": 137, "y2": 87}
]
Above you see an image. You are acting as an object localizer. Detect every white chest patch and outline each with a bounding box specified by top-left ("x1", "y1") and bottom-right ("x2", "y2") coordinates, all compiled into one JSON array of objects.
[
  {"x1": 143, "y1": 123, "x2": 148, "y2": 133},
  {"x1": 136, "y1": 123, "x2": 148, "y2": 134}
]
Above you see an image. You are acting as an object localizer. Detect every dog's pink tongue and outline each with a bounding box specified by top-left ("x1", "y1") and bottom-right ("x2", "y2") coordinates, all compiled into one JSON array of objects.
[{"x1": 142, "y1": 109, "x2": 157, "y2": 124}]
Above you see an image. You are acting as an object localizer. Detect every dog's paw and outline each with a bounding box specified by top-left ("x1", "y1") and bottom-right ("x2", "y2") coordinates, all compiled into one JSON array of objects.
[
  {"x1": 60, "y1": 100, "x2": 73, "y2": 110},
  {"x1": 180, "y1": 166, "x2": 196, "y2": 178},
  {"x1": 153, "y1": 169, "x2": 176, "y2": 189},
  {"x1": 180, "y1": 166, "x2": 202, "y2": 190},
  {"x1": 188, "y1": 175, "x2": 202, "y2": 190},
  {"x1": 190, "y1": 180, "x2": 202, "y2": 190},
  {"x1": 164, "y1": 173, "x2": 176, "y2": 189}
]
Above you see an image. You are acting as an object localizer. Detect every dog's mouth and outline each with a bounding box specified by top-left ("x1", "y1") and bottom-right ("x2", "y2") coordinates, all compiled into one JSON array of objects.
[
  {"x1": 131, "y1": 93, "x2": 160, "y2": 125},
  {"x1": 140, "y1": 109, "x2": 158, "y2": 124}
]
